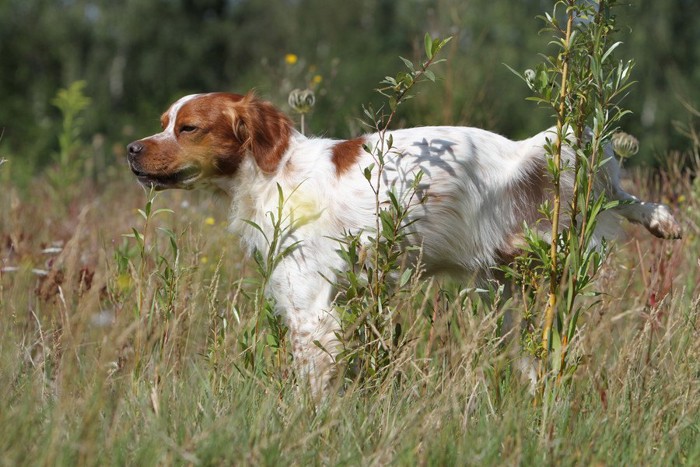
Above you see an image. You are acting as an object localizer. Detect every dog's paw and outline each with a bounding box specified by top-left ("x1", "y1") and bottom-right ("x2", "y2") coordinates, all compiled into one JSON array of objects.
[{"x1": 647, "y1": 204, "x2": 682, "y2": 239}]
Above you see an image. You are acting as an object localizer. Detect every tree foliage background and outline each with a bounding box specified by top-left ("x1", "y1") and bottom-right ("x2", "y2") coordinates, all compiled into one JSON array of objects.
[{"x1": 1, "y1": 0, "x2": 699, "y2": 174}]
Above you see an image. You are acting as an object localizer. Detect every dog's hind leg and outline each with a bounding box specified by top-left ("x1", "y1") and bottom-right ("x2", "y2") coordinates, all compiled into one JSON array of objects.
[
  {"x1": 597, "y1": 149, "x2": 681, "y2": 240},
  {"x1": 613, "y1": 196, "x2": 682, "y2": 239},
  {"x1": 605, "y1": 171, "x2": 681, "y2": 239}
]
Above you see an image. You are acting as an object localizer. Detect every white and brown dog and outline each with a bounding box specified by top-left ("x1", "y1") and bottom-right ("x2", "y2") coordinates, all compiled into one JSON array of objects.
[{"x1": 127, "y1": 92, "x2": 681, "y2": 395}]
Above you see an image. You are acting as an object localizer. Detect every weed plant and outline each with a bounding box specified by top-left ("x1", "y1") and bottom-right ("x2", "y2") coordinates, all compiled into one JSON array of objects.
[{"x1": 502, "y1": 0, "x2": 639, "y2": 400}]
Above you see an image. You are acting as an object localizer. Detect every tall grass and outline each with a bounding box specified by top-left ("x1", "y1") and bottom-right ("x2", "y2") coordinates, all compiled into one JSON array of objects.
[
  {"x1": 1, "y1": 6, "x2": 699, "y2": 466},
  {"x1": 1, "y1": 120, "x2": 698, "y2": 467}
]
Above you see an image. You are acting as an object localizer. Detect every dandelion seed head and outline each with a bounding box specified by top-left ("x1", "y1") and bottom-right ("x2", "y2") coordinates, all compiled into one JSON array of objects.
[
  {"x1": 288, "y1": 88, "x2": 315, "y2": 114},
  {"x1": 612, "y1": 131, "x2": 639, "y2": 159}
]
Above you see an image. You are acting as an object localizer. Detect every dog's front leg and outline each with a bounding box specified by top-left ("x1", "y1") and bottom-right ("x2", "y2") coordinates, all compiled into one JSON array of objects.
[{"x1": 268, "y1": 255, "x2": 340, "y2": 399}]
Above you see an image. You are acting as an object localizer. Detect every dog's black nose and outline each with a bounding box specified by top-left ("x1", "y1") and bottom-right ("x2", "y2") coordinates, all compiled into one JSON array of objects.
[{"x1": 127, "y1": 141, "x2": 144, "y2": 158}]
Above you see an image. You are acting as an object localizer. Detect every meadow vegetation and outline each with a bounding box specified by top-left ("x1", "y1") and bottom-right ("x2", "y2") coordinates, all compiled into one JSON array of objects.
[
  {"x1": 1, "y1": 133, "x2": 698, "y2": 466},
  {"x1": 1, "y1": 2, "x2": 699, "y2": 465}
]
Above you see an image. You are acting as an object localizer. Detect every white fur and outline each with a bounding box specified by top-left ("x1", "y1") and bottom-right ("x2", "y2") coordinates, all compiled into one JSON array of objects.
[{"x1": 204, "y1": 124, "x2": 680, "y2": 396}]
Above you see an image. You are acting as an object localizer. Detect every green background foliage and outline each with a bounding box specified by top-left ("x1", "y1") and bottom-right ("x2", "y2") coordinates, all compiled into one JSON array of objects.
[{"x1": 1, "y1": 0, "x2": 699, "y2": 171}]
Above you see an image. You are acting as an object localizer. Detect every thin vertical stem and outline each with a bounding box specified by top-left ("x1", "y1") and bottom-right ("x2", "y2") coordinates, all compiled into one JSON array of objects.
[
  {"x1": 540, "y1": 3, "x2": 575, "y2": 381},
  {"x1": 577, "y1": 9, "x2": 610, "y2": 253},
  {"x1": 370, "y1": 53, "x2": 443, "y2": 306}
]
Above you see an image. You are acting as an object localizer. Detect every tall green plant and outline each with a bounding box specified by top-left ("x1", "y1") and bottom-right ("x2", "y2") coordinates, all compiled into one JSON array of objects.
[
  {"x1": 52, "y1": 81, "x2": 91, "y2": 167},
  {"x1": 238, "y1": 185, "x2": 304, "y2": 377},
  {"x1": 507, "y1": 0, "x2": 635, "y2": 394},
  {"x1": 48, "y1": 81, "x2": 92, "y2": 198},
  {"x1": 334, "y1": 35, "x2": 451, "y2": 388},
  {"x1": 121, "y1": 190, "x2": 183, "y2": 375}
]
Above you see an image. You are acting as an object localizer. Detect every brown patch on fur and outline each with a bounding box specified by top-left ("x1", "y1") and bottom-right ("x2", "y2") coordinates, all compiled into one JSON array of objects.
[
  {"x1": 331, "y1": 137, "x2": 365, "y2": 175},
  {"x1": 173, "y1": 93, "x2": 251, "y2": 177},
  {"x1": 495, "y1": 157, "x2": 550, "y2": 266},
  {"x1": 226, "y1": 93, "x2": 293, "y2": 174},
  {"x1": 495, "y1": 232, "x2": 527, "y2": 265},
  {"x1": 510, "y1": 158, "x2": 549, "y2": 228},
  {"x1": 160, "y1": 113, "x2": 169, "y2": 130}
]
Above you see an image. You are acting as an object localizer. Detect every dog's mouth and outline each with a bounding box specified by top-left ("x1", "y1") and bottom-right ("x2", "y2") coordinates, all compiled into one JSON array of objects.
[{"x1": 130, "y1": 164, "x2": 202, "y2": 190}]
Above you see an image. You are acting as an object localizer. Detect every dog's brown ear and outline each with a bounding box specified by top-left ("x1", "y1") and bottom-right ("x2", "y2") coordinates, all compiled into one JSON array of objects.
[{"x1": 228, "y1": 92, "x2": 293, "y2": 174}]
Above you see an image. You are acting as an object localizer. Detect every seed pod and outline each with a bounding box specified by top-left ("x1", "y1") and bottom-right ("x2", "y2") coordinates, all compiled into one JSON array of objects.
[
  {"x1": 288, "y1": 89, "x2": 316, "y2": 114},
  {"x1": 612, "y1": 131, "x2": 639, "y2": 159}
]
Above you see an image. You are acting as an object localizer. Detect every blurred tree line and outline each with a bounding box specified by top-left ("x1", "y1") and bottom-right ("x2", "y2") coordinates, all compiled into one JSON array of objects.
[{"x1": 1, "y1": 0, "x2": 699, "y2": 174}]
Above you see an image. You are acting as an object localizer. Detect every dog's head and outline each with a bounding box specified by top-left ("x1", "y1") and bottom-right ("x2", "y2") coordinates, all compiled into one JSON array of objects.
[{"x1": 127, "y1": 92, "x2": 292, "y2": 190}]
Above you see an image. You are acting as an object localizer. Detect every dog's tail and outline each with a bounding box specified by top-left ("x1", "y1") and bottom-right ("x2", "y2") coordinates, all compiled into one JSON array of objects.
[{"x1": 517, "y1": 126, "x2": 625, "y2": 245}]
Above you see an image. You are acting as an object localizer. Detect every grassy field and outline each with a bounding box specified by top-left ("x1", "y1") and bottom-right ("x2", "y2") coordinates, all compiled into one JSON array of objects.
[{"x1": 1, "y1": 152, "x2": 699, "y2": 466}]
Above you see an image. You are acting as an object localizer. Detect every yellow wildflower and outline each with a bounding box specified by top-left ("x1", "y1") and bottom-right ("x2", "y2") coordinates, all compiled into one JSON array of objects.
[
  {"x1": 116, "y1": 274, "x2": 132, "y2": 291},
  {"x1": 312, "y1": 74, "x2": 323, "y2": 85},
  {"x1": 205, "y1": 216, "x2": 215, "y2": 226},
  {"x1": 285, "y1": 53, "x2": 298, "y2": 65}
]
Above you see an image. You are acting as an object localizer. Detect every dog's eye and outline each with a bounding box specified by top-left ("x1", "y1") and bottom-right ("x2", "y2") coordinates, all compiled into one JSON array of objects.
[{"x1": 179, "y1": 125, "x2": 198, "y2": 134}]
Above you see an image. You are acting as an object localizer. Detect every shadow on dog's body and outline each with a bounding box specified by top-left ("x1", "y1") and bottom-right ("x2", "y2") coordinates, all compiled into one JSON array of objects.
[{"x1": 127, "y1": 92, "x2": 681, "y2": 397}]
